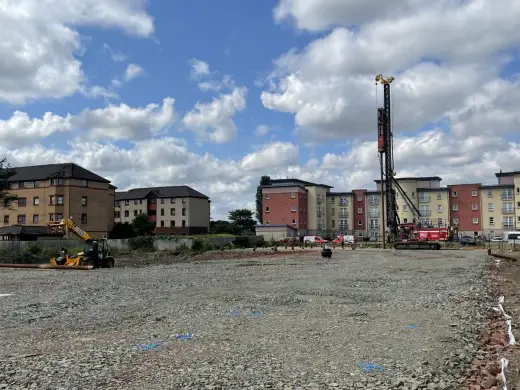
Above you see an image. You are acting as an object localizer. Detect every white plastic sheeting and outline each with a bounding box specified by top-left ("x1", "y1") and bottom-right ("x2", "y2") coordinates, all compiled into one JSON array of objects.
[{"x1": 501, "y1": 357, "x2": 509, "y2": 390}]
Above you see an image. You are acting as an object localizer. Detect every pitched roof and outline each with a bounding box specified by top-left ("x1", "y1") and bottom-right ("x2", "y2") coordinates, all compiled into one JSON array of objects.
[
  {"x1": 115, "y1": 185, "x2": 209, "y2": 200},
  {"x1": 8, "y1": 163, "x2": 110, "y2": 183}
]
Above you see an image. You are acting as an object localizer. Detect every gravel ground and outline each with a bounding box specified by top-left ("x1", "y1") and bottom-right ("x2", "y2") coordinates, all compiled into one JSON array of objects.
[{"x1": 0, "y1": 249, "x2": 490, "y2": 389}]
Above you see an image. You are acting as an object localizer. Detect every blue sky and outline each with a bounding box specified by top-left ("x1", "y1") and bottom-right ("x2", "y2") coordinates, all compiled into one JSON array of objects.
[{"x1": 0, "y1": 0, "x2": 519, "y2": 220}]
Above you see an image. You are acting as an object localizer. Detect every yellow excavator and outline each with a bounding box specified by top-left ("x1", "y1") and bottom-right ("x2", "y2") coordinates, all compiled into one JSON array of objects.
[{"x1": 48, "y1": 218, "x2": 115, "y2": 269}]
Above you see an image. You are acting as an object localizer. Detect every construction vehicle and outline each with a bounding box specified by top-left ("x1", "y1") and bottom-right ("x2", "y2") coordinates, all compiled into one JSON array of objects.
[
  {"x1": 375, "y1": 74, "x2": 445, "y2": 250},
  {"x1": 48, "y1": 218, "x2": 115, "y2": 268}
]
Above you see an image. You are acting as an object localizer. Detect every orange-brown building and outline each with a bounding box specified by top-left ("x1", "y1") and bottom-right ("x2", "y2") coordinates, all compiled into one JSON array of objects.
[{"x1": 2, "y1": 163, "x2": 115, "y2": 238}]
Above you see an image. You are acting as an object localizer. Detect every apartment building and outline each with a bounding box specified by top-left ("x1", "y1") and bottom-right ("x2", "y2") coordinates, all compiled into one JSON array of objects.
[
  {"x1": 2, "y1": 163, "x2": 115, "y2": 237},
  {"x1": 261, "y1": 182, "x2": 308, "y2": 229},
  {"x1": 326, "y1": 192, "x2": 353, "y2": 234},
  {"x1": 114, "y1": 186, "x2": 210, "y2": 235},
  {"x1": 447, "y1": 184, "x2": 482, "y2": 235},
  {"x1": 480, "y1": 185, "x2": 515, "y2": 237},
  {"x1": 496, "y1": 170, "x2": 520, "y2": 230}
]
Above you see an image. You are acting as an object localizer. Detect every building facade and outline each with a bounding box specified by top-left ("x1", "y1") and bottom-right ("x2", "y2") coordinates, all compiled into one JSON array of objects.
[
  {"x1": 3, "y1": 163, "x2": 115, "y2": 237},
  {"x1": 257, "y1": 171, "x2": 520, "y2": 240},
  {"x1": 261, "y1": 183, "x2": 308, "y2": 229},
  {"x1": 114, "y1": 186, "x2": 210, "y2": 235}
]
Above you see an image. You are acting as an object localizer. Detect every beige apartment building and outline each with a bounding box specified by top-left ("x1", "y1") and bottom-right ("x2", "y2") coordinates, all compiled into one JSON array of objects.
[
  {"x1": 114, "y1": 186, "x2": 210, "y2": 235},
  {"x1": 495, "y1": 170, "x2": 520, "y2": 231},
  {"x1": 326, "y1": 192, "x2": 354, "y2": 233},
  {"x1": 480, "y1": 185, "x2": 515, "y2": 237},
  {"x1": 2, "y1": 163, "x2": 115, "y2": 238}
]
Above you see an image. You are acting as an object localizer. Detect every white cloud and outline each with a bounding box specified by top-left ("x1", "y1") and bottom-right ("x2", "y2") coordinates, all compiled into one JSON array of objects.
[
  {"x1": 198, "y1": 75, "x2": 235, "y2": 92},
  {"x1": 255, "y1": 125, "x2": 271, "y2": 136},
  {"x1": 0, "y1": 0, "x2": 154, "y2": 104},
  {"x1": 182, "y1": 87, "x2": 247, "y2": 143},
  {"x1": 102, "y1": 43, "x2": 127, "y2": 62},
  {"x1": 190, "y1": 59, "x2": 210, "y2": 78},
  {"x1": 0, "y1": 97, "x2": 175, "y2": 146},
  {"x1": 124, "y1": 64, "x2": 144, "y2": 81}
]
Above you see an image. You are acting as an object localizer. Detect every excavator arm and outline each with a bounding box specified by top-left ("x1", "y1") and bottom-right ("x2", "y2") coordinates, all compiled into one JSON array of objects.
[{"x1": 48, "y1": 218, "x2": 93, "y2": 241}]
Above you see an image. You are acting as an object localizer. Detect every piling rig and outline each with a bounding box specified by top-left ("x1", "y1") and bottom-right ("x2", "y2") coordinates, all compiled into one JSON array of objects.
[{"x1": 375, "y1": 74, "x2": 442, "y2": 250}]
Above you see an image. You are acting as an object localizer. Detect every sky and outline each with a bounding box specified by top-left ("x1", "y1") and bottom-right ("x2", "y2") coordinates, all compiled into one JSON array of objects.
[{"x1": 0, "y1": 0, "x2": 519, "y2": 221}]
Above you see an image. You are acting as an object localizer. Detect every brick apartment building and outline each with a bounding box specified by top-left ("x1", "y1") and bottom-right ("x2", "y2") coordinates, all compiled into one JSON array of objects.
[
  {"x1": 114, "y1": 186, "x2": 210, "y2": 235},
  {"x1": 256, "y1": 170, "x2": 520, "y2": 240},
  {"x1": 1, "y1": 163, "x2": 116, "y2": 238}
]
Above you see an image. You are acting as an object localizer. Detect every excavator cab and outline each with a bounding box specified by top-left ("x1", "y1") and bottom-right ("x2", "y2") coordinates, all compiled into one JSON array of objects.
[{"x1": 83, "y1": 238, "x2": 115, "y2": 269}]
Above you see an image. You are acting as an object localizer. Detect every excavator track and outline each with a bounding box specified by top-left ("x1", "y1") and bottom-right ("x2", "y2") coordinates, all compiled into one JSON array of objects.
[{"x1": 394, "y1": 242, "x2": 441, "y2": 250}]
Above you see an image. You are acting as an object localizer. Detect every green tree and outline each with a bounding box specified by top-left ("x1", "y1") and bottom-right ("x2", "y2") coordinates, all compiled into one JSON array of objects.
[
  {"x1": 229, "y1": 209, "x2": 256, "y2": 234},
  {"x1": 255, "y1": 175, "x2": 271, "y2": 223},
  {"x1": 132, "y1": 214, "x2": 155, "y2": 236},
  {"x1": 210, "y1": 220, "x2": 235, "y2": 234},
  {"x1": 0, "y1": 158, "x2": 17, "y2": 208},
  {"x1": 109, "y1": 222, "x2": 137, "y2": 239}
]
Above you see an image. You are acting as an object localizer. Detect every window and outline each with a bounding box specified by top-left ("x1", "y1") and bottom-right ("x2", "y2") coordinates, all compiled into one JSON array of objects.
[
  {"x1": 339, "y1": 219, "x2": 348, "y2": 230},
  {"x1": 17, "y1": 215, "x2": 26, "y2": 223},
  {"x1": 171, "y1": 198, "x2": 176, "y2": 203},
  {"x1": 3, "y1": 216, "x2": 8, "y2": 224},
  {"x1": 292, "y1": 219, "x2": 296, "y2": 225},
  {"x1": 49, "y1": 196, "x2": 63, "y2": 205},
  {"x1": 133, "y1": 210, "x2": 138, "y2": 216},
  {"x1": 80, "y1": 179, "x2": 88, "y2": 187},
  {"x1": 339, "y1": 197, "x2": 347, "y2": 206},
  {"x1": 265, "y1": 193, "x2": 270, "y2": 200},
  {"x1": 33, "y1": 197, "x2": 40, "y2": 206},
  {"x1": 139, "y1": 210, "x2": 144, "y2": 215},
  {"x1": 33, "y1": 214, "x2": 39, "y2": 223},
  {"x1": 472, "y1": 204, "x2": 478, "y2": 211},
  {"x1": 504, "y1": 217, "x2": 514, "y2": 228},
  {"x1": 503, "y1": 188, "x2": 513, "y2": 200},
  {"x1": 160, "y1": 208, "x2": 165, "y2": 216},
  {"x1": 517, "y1": 187, "x2": 520, "y2": 193},
  {"x1": 18, "y1": 197, "x2": 26, "y2": 207},
  {"x1": 291, "y1": 205, "x2": 296, "y2": 212},
  {"x1": 22, "y1": 181, "x2": 33, "y2": 188},
  {"x1": 437, "y1": 192, "x2": 442, "y2": 200},
  {"x1": 331, "y1": 220, "x2": 336, "y2": 228},
  {"x1": 403, "y1": 205, "x2": 409, "y2": 212},
  {"x1": 149, "y1": 199, "x2": 156, "y2": 204},
  {"x1": 331, "y1": 208, "x2": 335, "y2": 216},
  {"x1": 357, "y1": 196, "x2": 362, "y2": 202},
  {"x1": 182, "y1": 220, "x2": 186, "y2": 227},
  {"x1": 437, "y1": 205, "x2": 443, "y2": 212},
  {"x1": 488, "y1": 189, "x2": 493, "y2": 198},
  {"x1": 140, "y1": 199, "x2": 143, "y2": 205},
  {"x1": 170, "y1": 209, "x2": 176, "y2": 216},
  {"x1": 124, "y1": 210, "x2": 129, "y2": 217},
  {"x1": 488, "y1": 203, "x2": 495, "y2": 212},
  {"x1": 160, "y1": 198, "x2": 165, "y2": 204},
  {"x1": 290, "y1": 192, "x2": 296, "y2": 199},
  {"x1": 115, "y1": 211, "x2": 120, "y2": 219},
  {"x1": 437, "y1": 218, "x2": 443, "y2": 226},
  {"x1": 452, "y1": 191, "x2": 457, "y2": 197},
  {"x1": 453, "y1": 218, "x2": 459, "y2": 225},
  {"x1": 340, "y1": 208, "x2": 348, "y2": 218},
  {"x1": 452, "y1": 204, "x2": 459, "y2": 211},
  {"x1": 489, "y1": 217, "x2": 495, "y2": 225},
  {"x1": 50, "y1": 178, "x2": 63, "y2": 186},
  {"x1": 472, "y1": 217, "x2": 479, "y2": 224},
  {"x1": 412, "y1": 192, "x2": 416, "y2": 197},
  {"x1": 358, "y1": 219, "x2": 362, "y2": 226},
  {"x1": 182, "y1": 208, "x2": 186, "y2": 216},
  {"x1": 81, "y1": 196, "x2": 87, "y2": 206},
  {"x1": 503, "y1": 202, "x2": 514, "y2": 213},
  {"x1": 265, "y1": 220, "x2": 270, "y2": 225},
  {"x1": 331, "y1": 197, "x2": 335, "y2": 204},
  {"x1": 471, "y1": 190, "x2": 478, "y2": 197},
  {"x1": 81, "y1": 214, "x2": 88, "y2": 224},
  {"x1": 170, "y1": 220, "x2": 175, "y2": 227},
  {"x1": 357, "y1": 208, "x2": 362, "y2": 214},
  {"x1": 489, "y1": 231, "x2": 495, "y2": 239},
  {"x1": 265, "y1": 206, "x2": 270, "y2": 213},
  {"x1": 370, "y1": 219, "x2": 379, "y2": 229},
  {"x1": 182, "y1": 198, "x2": 186, "y2": 204},
  {"x1": 134, "y1": 200, "x2": 138, "y2": 205},
  {"x1": 160, "y1": 220, "x2": 165, "y2": 227},
  {"x1": 10, "y1": 182, "x2": 19, "y2": 189},
  {"x1": 34, "y1": 181, "x2": 41, "y2": 188},
  {"x1": 125, "y1": 200, "x2": 129, "y2": 206},
  {"x1": 517, "y1": 201, "x2": 520, "y2": 208}
]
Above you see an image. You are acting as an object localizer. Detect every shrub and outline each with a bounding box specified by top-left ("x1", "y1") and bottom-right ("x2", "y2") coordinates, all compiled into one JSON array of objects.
[
  {"x1": 129, "y1": 236, "x2": 155, "y2": 251},
  {"x1": 192, "y1": 239, "x2": 205, "y2": 252},
  {"x1": 28, "y1": 245, "x2": 42, "y2": 255},
  {"x1": 232, "y1": 236, "x2": 250, "y2": 249}
]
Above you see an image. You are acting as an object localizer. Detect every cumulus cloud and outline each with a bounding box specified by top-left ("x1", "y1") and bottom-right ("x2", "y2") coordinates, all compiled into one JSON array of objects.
[
  {"x1": 182, "y1": 87, "x2": 247, "y2": 143},
  {"x1": 190, "y1": 59, "x2": 210, "y2": 78},
  {"x1": 124, "y1": 64, "x2": 144, "y2": 81},
  {"x1": 0, "y1": 0, "x2": 154, "y2": 104}
]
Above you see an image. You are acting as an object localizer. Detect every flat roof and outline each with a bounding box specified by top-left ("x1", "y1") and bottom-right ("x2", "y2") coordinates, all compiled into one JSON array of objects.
[
  {"x1": 327, "y1": 192, "x2": 353, "y2": 196},
  {"x1": 480, "y1": 184, "x2": 514, "y2": 189},
  {"x1": 262, "y1": 183, "x2": 307, "y2": 191},
  {"x1": 417, "y1": 188, "x2": 449, "y2": 192},
  {"x1": 496, "y1": 170, "x2": 520, "y2": 178},
  {"x1": 270, "y1": 178, "x2": 333, "y2": 189}
]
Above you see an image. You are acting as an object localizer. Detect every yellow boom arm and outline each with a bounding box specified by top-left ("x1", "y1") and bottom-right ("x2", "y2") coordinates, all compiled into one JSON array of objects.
[{"x1": 48, "y1": 218, "x2": 93, "y2": 241}]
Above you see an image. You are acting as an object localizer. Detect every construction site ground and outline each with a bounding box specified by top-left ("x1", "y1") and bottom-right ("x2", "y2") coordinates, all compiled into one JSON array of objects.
[{"x1": 0, "y1": 248, "x2": 516, "y2": 389}]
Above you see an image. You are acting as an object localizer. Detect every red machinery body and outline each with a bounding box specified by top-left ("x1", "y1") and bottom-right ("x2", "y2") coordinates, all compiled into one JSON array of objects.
[{"x1": 398, "y1": 223, "x2": 449, "y2": 241}]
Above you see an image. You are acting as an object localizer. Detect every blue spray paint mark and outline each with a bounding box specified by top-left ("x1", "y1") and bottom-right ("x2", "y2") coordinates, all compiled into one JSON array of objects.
[
  {"x1": 175, "y1": 333, "x2": 194, "y2": 340},
  {"x1": 224, "y1": 310, "x2": 242, "y2": 317},
  {"x1": 249, "y1": 310, "x2": 264, "y2": 317},
  {"x1": 137, "y1": 342, "x2": 164, "y2": 351},
  {"x1": 357, "y1": 362, "x2": 385, "y2": 373},
  {"x1": 407, "y1": 324, "x2": 417, "y2": 329}
]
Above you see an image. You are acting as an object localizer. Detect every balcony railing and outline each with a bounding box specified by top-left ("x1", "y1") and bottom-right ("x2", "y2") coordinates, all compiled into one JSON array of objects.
[
  {"x1": 502, "y1": 194, "x2": 513, "y2": 200},
  {"x1": 339, "y1": 201, "x2": 347, "y2": 206},
  {"x1": 339, "y1": 213, "x2": 349, "y2": 218},
  {"x1": 368, "y1": 199, "x2": 379, "y2": 206},
  {"x1": 503, "y1": 223, "x2": 515, "y2": 228},
  {"x1": 502, "y1": 208, "x2": 515, "y2": 214},
  {"x1": 419, "y1": 210, "x2": 432, "y2": 217},
  {"x1": 418, "y1": 196, "x2": 431, "y2": 203},
  {"x1": 317, "y1": 198, "x2": 322, "y2": 205}
]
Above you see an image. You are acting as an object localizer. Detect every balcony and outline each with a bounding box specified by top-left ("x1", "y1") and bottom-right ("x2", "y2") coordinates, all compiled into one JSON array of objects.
[
  {"x1": 368, "y1": 199, "x2": 379, "y2": 206},
  {"x1": 502, "y1": 208, "x2": 515, "y2": 214},
  {"x1": 339, "y1": 213, "x2": 349, "y2": 218},
  {"x1": 503, "y1": 223, "x2": 515, "y2": 228},
  {"x1": 502, "y1": 194, "x2": 513, "y2": 200},
  {"x1": 418, "y1": 196, "x2": 431, "y2": 203},
  {"x1": 316, "y1": 198, "x2": 322, "y2": 205},
  {"x1": 419, "y1": 210, "x2": 432, "y2": 217},
  {"x1": 339, "y1": 201, "x2": 347, "y2": 206},
  {"x1": 368, "y1": 212, "x2": 379, "y2": 218}
]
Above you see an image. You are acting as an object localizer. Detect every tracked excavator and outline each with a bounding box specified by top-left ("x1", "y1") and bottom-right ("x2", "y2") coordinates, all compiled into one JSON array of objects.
[
  {"x1": 48, "y1": 218, "x2": 115, "y2": 268},
  {"x1": 375, "y1": 74, "x2": 446, "y2": 250}
]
